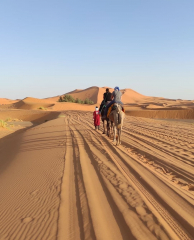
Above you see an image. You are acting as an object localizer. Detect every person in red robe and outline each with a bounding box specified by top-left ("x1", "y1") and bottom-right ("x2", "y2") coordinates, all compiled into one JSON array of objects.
[{"x1": 93, "y1": 106, "x2": 100, "y2": 130}]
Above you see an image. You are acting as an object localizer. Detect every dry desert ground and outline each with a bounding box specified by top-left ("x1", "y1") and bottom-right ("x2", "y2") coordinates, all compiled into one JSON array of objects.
[{"x1": 0, "y1": 87, "x2": 194, "y2": 240}]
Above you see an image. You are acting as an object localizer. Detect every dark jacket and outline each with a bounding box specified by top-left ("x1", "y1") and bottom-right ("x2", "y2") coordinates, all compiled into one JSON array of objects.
[{"x1": 103, "y1": 92, "x2": 112, "y2": 102}]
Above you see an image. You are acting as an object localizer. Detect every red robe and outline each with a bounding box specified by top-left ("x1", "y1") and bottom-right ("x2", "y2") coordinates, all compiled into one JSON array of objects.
[{"x1": 93, "y1": 110, "x2": 100, "y2": 126}]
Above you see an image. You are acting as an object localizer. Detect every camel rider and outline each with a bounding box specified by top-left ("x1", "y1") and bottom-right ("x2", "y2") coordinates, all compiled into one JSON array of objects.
[
  {"x1": 103, "y1": 88, "x2": 112, "y2": 103},
  {"x1": 99, "y1": 88, "x2": 112, "y2": 112},
  {"x1": 104, "y1": 86, "x2": 123, "y2": 117}
]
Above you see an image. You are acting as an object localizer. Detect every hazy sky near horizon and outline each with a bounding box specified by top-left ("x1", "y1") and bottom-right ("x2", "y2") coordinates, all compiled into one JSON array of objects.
[{"x1": 0, "y1": 0, "x2": 194, "y2": 100}]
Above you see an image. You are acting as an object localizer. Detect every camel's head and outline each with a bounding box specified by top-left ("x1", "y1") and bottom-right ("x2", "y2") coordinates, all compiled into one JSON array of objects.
[{"x1": 113, "y1": 103, "x2": 122, "y2": 113}]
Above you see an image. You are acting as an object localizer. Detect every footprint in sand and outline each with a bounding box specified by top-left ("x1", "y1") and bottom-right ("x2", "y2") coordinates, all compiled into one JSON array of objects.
[
  {"x1": 30, "y1": 189, "x2": 39, "y2": 196},
  {"x1": 142, "y1": 159, "x2": 148, "y2": 163},
  {"x1": 136, "y1": 206, "x2": 147, "y2": 216},
  {"x1": 21, "y1": 217, "x2": 33, "y2": 223},
  {"x1": 148, "y1": 161, "x2": 154, "y2": 165},
  {"x1": 14, "y1": 207, "x2": 21, "y2": 212},
  {"x1": 182, "y1": 184, "x2": 194, "y2": 191}
]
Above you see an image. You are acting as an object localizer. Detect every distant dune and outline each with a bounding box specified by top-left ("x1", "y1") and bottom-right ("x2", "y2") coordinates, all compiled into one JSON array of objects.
[
  {"x1": 1, "y1": 86, "x2": 194, "y2": 120},
  {"x1": 0, "y1": 96, "x2": 95, "y2": 112},
  {"x1": 120, "y1": 88, "x2": 148, "y2": 103},
  {"x1": 65, "y1": 86, "x2": 148, "y2": 104},
  {"x1": 0, "y1": 98, "x2": 18, "y2": 105}
]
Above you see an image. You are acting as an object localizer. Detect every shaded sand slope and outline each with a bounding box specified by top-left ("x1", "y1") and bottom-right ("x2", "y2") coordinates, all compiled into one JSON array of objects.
[
  {"x1": 0, "y1": 120, "x2": 34, "y2": 139},
  {"x1": 0, "y1": 112, "x2": 193, "y2": 239},
  {"x1": 0, "y1": 118, "x2": 66, "y2": 240}
]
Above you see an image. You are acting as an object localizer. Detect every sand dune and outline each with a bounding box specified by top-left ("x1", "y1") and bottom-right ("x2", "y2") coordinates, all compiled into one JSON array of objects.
[
  {"x1": 1, "y1": 86, "x2": 194, "y2": 119},
  {"x1": 66, "y1": 86, "x2": 148, "y2": 104},
  {"x1": 13, "y1": 100, "x2": 54, "y2": 110},
  {"x1": 0, "y1": 98, "x2": 18, "y2": 105},
  {"x1": 120, "y1": 88, "x2": 148, "y2": 103},
  {"x1": 0, "y1": 111, "x2": 193, "y2": 239},
  {"x1": 0, "y1": 98, "x2": 95, "y2": 112}
]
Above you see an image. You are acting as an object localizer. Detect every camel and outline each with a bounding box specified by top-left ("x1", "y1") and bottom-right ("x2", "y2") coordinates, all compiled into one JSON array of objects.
[
  {"x1": 101, "y1": 105, "x2": 113, "y2": 137},
  {"x1": 108, "y1": 103, "x2": 125, "y2": 145}
]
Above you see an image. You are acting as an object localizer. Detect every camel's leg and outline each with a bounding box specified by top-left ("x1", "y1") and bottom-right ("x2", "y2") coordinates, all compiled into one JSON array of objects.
[
  {"x1": 107, "y1": 120, "x2": 109, "y2": 136},
  {"x1": 120, "y1": 127, "x2": 122, "y2": 144},
  {"x1": 117, "y1": 127, "x2": 122, "y2": 145},
  {"x1": 116, "y1": 128, "x2": 119, "y2": 145},
  {"x1": 117, "y1": 112, "x2": 123, "y2": 145},
  {"x1": 102, "y1": 120, "x2": 105, "y2": 134},
  {"x1": 113, "y1": 125, "x2": 116, "y2": 142},
  {"x1": 110, "y1": 121, "x2": 113, "y2": 137}
]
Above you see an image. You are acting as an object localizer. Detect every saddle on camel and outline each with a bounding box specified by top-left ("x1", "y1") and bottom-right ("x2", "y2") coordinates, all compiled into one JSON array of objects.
[{"x1": 107, "y1": 103, "x2": 125, "y2": 118}]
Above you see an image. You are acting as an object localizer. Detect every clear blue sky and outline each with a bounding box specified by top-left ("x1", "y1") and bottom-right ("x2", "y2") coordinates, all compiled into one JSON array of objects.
[{"x1": 0, "y1": 0, "x2": 194, "y2": 100}]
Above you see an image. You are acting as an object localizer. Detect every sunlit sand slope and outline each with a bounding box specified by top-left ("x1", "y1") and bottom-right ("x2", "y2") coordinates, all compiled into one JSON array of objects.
[{"x1": 0, "y1": 112, "x2": 193, "y2": 239}]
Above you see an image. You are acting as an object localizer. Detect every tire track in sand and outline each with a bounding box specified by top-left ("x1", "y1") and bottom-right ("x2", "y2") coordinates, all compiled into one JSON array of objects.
[{"x1": 58, "y1": 111, "x2": 193, "y2": 240}]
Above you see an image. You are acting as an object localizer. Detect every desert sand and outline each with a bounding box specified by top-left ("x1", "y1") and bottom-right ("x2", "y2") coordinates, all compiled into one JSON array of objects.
[{"x1": 0, "y1": 87, "x2": 194, "y2": 240}]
